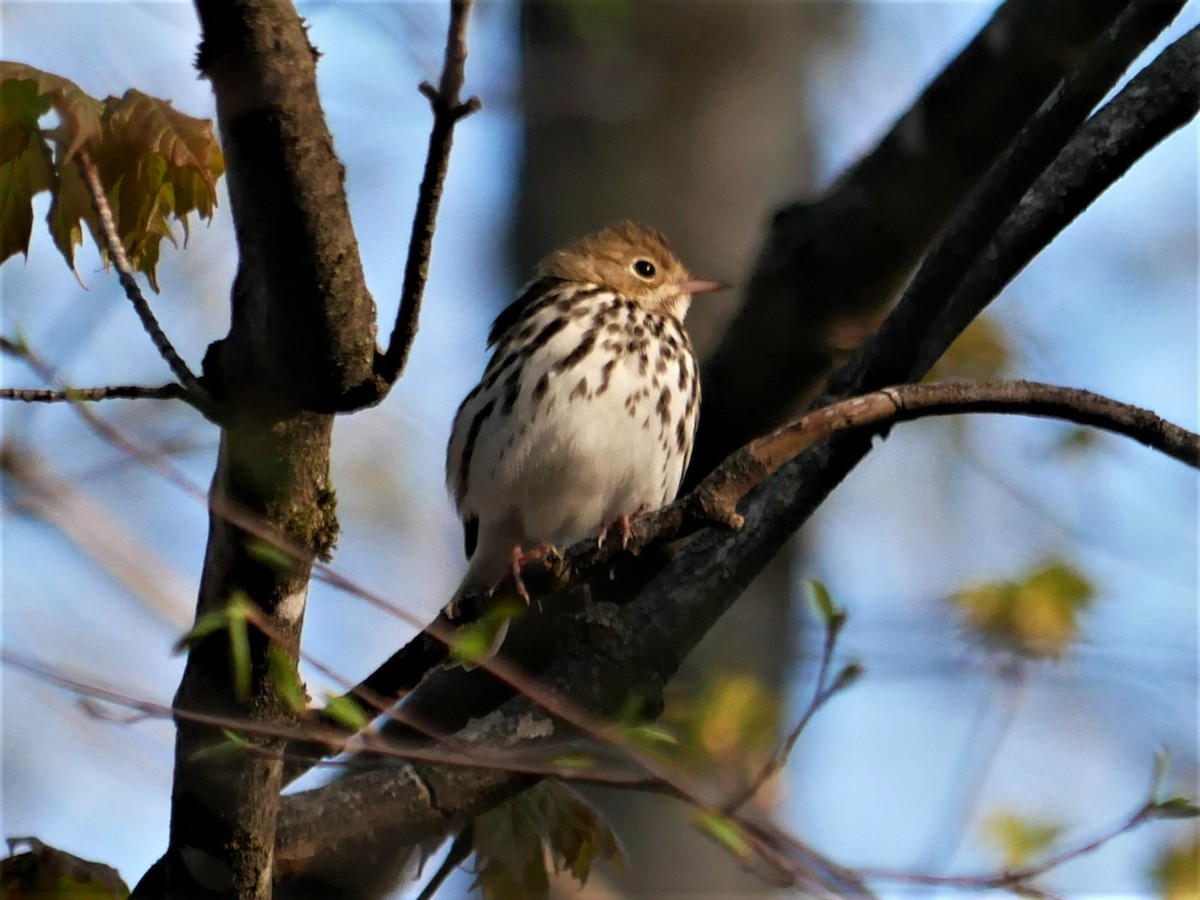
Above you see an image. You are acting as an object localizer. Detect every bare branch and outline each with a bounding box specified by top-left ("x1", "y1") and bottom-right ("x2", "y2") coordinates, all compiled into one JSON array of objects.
[
  {"x1": 375, "y1": 0, "x2": 482, "y2": 387},
  {"x1": 723, "y1": 604, "x2": 856, "y2": 814},
  {"x1": 911, "y1": 21, "x2": 1200, "y2": 376},
  {"x1": 861, "y1": 798, "x2": 1173, "y2": 892},
  {"x1": 75, "y1": 151, "x2": 203, "y2": 395},
  {"x1": 0, "y1": 383, "x2": 187, "y2": 403},
  {"x1": 692, "y1": 0, "x2": 1149, "y2": 485},
  {"x1": 830, "y1": 0, "x2": 1187, "y2": 397}
]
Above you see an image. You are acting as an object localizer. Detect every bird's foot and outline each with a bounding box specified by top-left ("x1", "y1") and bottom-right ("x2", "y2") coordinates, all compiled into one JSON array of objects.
[
  {"x1": 509, "y1": 543, "x2": 560, "y2": 604},
  {"x1": 597, "y1": 503, "x2": 651, "y2": 552}
]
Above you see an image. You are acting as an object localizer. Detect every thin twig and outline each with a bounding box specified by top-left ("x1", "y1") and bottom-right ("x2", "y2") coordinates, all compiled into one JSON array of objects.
[
  {"x1": 723, "y1": 608, "x2": 852, "y2": 813},
  {"x1": 0, "y1": 384, "x2": 187, "y2": 403},
  {"x1": 376, "y1": 0, "x2": 482, "y2": 386},
  {"x1": 861, "y1": 798, "x2": 1165, "y2": 892},
  {"x1": 75, "y1": 150, "x2": 204, "y2": 395}
]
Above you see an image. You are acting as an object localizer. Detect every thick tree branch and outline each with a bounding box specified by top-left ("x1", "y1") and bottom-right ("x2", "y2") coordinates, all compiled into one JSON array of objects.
[
  {"x1": 374, "y1": 0, "x2": 481, "y2": 389},
  {"x1": 829, "y1": 0, "x2": 1187, "y2": 397},
  {"x1": 690, "y1": 0, "x2": 1149, "y2": 485},
  {"x1": 273, "y1": 375, "x2": 1199, "y2": 884},
  {"x1": 911, "y1": 20, "x2": 1200, "y2": 376},
  {"x1": 76, "y1": 151, "x2": 204, "y2": 396},
  {"x1": 137, "y1": 0, "x2": 382, "y2": 896},
  {"x1": 324, "y1": 376, "x2": 1200, "y2": 719}
]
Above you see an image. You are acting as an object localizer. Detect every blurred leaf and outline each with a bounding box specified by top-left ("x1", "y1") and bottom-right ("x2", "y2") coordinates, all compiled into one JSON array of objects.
[
  {"x1": 321, "y1": 695, "x2": 369, "y2": 732},
  {"x1": 548, "y1": 753, "x2": 594, "y2": 771},
  {"x1": 473, "y1": 780, "x2": 622, "y2": 900},
  {"x1": 952, "y1": 560, "x2": 1095, "y2": 659},
  {"x1": 927, "y1": 315, "x2": 1012, "y2": 381},
  {"x1": 829, "y1": 661, "x2": 865, "y2": 695},
  {"x1": 227, "y1": 606, "x2": 251, "y2": 700},
  {"x1": 1056, "y1": 426, "x2": 1102, "y2": 456},
  {"x1": 984, "y1": 811, "x2": 1066, "y2": 870},
  {"x1": 621, "y1": 722, "x2": 679, "y2": 751},
  {"x1": 246, "y1": 539, "x2": 296, "y2": 574},
  {"x1": 1147, "y1": 799, "x2": 1200, "y2": 821},
  {"x1": 696, "y1": 673, "x2": 777, "y2": 765},
  {"x1": 560, "y1": 0, "x2": 639, "y2": 44},
  {"x1": 268, "y1": 643, "x2": 306, "y2": 713},
  {"x1": 450, "y1": 599, "x2": 523, "y2": 665},
  {"x1": 1, "y1": 837, "x2": 128, "y2": 899},
  {"x1": 805, "y1": 579, "x2": 845, "y2": 633},
  {"x1": 1151, "y1": 832, "x2": 1200, "y2": 899},
  {"x1": 1152, "y1": 748, "x2": 1173, "y2": 803},
  {"x1": 693, "y1": 810, "x2": 751, "y2": 859},
  {"x1": 660, "y1": 672, "x2": 779, "y2": 773},
  {"x1": 0, "y1": 63, "x2": 223, "y2": 283}
]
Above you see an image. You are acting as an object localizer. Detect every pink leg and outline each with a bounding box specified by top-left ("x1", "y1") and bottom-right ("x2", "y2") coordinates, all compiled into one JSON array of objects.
[
  {"x1": 597, "y1": 503, "x2": 651, "y2": 551},
  {"x1": 509, "y1": 543, "x2": 558, "y2": 604}
]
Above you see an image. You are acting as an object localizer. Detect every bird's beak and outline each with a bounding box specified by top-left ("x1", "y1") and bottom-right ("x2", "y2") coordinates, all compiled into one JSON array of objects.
[{"x1": 675, "y1": 278, "x2": 730, "y2": 296}]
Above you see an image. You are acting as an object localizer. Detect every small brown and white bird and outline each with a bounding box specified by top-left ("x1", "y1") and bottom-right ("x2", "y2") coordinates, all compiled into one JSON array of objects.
[{"x1": 445, "y1": 221, "x2": 724, "y2": 608}]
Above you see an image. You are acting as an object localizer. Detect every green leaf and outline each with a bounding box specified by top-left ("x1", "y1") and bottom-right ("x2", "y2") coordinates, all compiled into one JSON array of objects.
[
  {"x1": 173, "y1": 608, "x2": 234, "y2": 652},
  {"x1": 927, "y1": 315, "x2": 1012, "y2": 381},
  {"x1": 1, "y1": 836, "x2": 128, "y2": 899},
  {"x1": 983, "y1": 811, "x2": 1065, "y2": 870},
  {"x1": 693, "y1": 809, "x2": 751, "y2": 859},
  {"x1": 473, "y1": 781, "x2": 622, "y2": 900},
  {"x1": 1150, "y1": 834, "x2": 1200, "y2": 898},
  {"x1": 268, "y1": 644, "x2": 306, "y2": 713},
  {"x1": 952, "y1": 560, "x2": 1095, "y2": 659},
  {"x1": 805, "y1": 579, "x2": 839, "y2": 627},
  {"x1": 1146, "y1": 798, "x2": 1200, "y2": 821},
  {"x1": 227, "y1": 607, "x2": 251, "y2": 700},
  {"x1": 548, "y1": 753, "x2": 595, "y2": 771},
  {"x1": 829, "y1": 661, "x2": 865, "y2": 695},
  {"x1": 1151, "y1": 747, "x2": 1172, "y2": 802},
  {"x1": 246, "y1": 539, "x2": 296, "y2": 574},
  {"x1": 0, "y1": 114, "x2": 53, "y2": 264},
  {"x1": 0, "y1": 63, "x2": 223, "y2": 282},
  {"x1": 623, "y1": 722, "x2": 679, "y2": 749},
  {"x1": 450, "y1": 599, "x2": 523, "y2": 665},
  {"x1": 321, "y1": 695, "x2": 369, "y2": 732}
]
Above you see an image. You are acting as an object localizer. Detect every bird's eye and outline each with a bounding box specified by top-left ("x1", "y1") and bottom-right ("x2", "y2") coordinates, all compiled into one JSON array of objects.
[{"x1": 632, "y1": 259, "x2": 656, "y2": 279}]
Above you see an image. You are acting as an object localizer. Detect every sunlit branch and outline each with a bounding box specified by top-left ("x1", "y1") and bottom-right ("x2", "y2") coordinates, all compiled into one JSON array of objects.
[
  {"x1": 376, "y1": 0, "x2": 482, "y2": 387},
  {"x1": 75, "y1": 151, "x2": 204, "y2": 396}
]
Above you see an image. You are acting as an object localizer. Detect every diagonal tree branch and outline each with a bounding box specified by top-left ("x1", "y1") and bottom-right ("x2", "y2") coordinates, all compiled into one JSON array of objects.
[
  {"x1": 374, "y1": 0, "x2": 481, "y2": 390},
  {"x1": 829, "y1": 0, "x2": 1187, "y2": 397},
  {"x1": 76, "y1": 151, "x2": 204, "y2": 396},
  {"x1": 911, "y1": 20, "x2": 1200, "y2": 377},
  {"x1": 690, "y1": 0, "x2": 1150, "y2": 485}
]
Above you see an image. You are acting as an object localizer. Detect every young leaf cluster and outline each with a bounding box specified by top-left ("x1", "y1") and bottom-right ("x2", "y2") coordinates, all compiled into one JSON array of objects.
[{"x1": 0, "y1": 61, "x2": 224, "y2": 289}]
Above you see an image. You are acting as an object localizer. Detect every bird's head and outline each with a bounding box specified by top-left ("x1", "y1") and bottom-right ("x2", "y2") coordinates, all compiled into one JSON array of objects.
[{"x1": 539, "y1": 220, "x2": 726, "y2": 320}]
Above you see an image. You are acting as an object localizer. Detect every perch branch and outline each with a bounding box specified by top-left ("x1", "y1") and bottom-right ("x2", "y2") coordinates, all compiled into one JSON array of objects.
[
  {"x1": 75, "y1": 151, "x2": 203, "y2": 395},
  {"x1": 292, "y1": 378, "x2": 1199, "y2": 784},
  {"x1": 376, "y1": 0, "x2": 482, "y2": 387}
]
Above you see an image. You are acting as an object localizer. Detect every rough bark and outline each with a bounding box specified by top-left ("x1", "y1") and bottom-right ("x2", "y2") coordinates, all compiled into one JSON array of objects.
[{"x1": 135, "y1": 0, "x2": 376, "y2": 895}]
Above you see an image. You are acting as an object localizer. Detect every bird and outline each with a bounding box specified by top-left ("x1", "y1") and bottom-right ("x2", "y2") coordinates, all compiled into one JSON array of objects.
[{"x1": 445, "y1": 221, "x2": 725, "y2": 613}]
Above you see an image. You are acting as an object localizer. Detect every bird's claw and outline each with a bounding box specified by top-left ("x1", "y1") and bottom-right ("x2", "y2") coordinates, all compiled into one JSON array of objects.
[
  {"x1": 597, "y1": 504, "x2": 651, "y2": 552},
  {"x1": 509, "y1": 543, "x2": 560, "y2": 604}
]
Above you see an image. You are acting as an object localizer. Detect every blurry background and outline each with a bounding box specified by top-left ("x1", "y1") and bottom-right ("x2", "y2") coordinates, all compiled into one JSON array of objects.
[{"x1": 1, "y1": 2, "x2": 1196, "y2": 896}]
